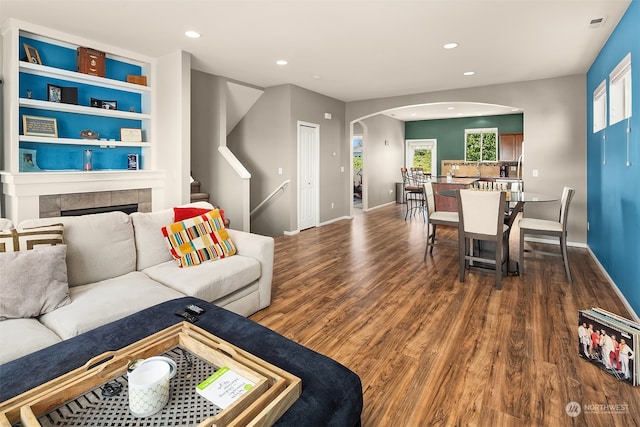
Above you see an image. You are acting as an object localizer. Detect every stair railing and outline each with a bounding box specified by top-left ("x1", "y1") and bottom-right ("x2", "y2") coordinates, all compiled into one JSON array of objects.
[{"x1": 250, "y1": 180, "x2": 290, "y2": 217}]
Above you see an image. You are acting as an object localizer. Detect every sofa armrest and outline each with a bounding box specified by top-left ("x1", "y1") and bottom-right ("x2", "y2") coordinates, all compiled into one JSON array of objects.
[{"x1": 226, "y1": 229, "x2": 274, "y2": 310}]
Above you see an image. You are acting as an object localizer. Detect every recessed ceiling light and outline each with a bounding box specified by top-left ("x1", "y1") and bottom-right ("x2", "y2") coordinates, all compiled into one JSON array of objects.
[
  {"x1": 463, "y1": 71, "x2": 475, "y2": 76},
  {"x1": 276, "y1": 60, "x2": 288, "y2": 65},
  {"x1": 313, "y1": 75, "x2": 321, "y2": 79},
  {"x1": 185, "y1": 30, "x2": 200, "y2": 38},
  {"x1": 447, "y1": 107, "x2": 455, "y2": 110},
  {"x1": 443, "y1": 42, "x2": 459, "y2": 49}
]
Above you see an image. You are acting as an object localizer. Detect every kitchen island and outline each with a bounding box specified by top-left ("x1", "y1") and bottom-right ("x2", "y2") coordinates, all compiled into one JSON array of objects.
[{"x1": 430, "y1": 177, "x2": 478, "y2": 212}]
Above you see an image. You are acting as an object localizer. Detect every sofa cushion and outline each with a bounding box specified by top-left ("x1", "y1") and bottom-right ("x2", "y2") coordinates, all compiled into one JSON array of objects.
[
  {"x1": 0, "y1": 224, "x2": 64, "y2": 252},
  {"x1": 0, "y1": 245, "x2": 71, "y2": 320},
  {"x1": 131, "y1": 202, "x2": 214, "y2": 271},
  {"x1": 143, "y1": 255, "x2": 260, "y2": 303},
  {"x1": 18, "y1": 212, "x2": 136, "y2": 287},
  {"x1": 0, "y1": 318, "x2": 62, "y2": 365},
  {"x1": 38, "y1": 271, "x2": 184, "y2": 339},
  {"x1": 161, "y1": 209, "x2": 235, "y2": 268},
  {"x1": 0, "y1": 218, "x2": 13, "y2": 229}
]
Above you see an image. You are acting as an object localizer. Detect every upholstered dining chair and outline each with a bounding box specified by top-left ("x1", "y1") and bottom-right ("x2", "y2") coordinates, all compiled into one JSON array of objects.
[
  {"x1": 423, "y1": 181, "x2": 459, "y2": 259},
  {"x1": 518, "y1": 187, "x2": 575, "y2": 283},
  {"x1": 456, "y1": 189, "x2": 510, "y2": 290}
]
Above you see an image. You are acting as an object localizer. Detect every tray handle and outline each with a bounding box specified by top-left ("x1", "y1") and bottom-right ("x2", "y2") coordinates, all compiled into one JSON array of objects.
[
  {"x1": 84, "y1": 351, "x2": 118, "y2": 371},
  {"x1": 214, "y1": 342, "x2": 237, "y2": 358}
]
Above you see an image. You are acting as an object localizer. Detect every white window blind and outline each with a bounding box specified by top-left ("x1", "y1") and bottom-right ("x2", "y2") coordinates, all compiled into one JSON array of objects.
[
  {"x1": 609, "y1": 53, "x2": 632, "y2": 125},
  {"x1": 593, "y1": 80, "x2": 607, "y2": 133}
]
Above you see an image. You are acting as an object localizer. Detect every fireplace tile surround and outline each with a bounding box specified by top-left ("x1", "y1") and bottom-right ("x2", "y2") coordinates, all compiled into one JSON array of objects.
[{"x1": 40, "y1": 189, "x2": 152, "y2": 218}]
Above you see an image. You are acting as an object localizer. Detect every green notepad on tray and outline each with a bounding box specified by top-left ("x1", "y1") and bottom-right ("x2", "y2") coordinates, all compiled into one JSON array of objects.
[{"x1": 196, "y1": 366, "x2": 255, "y2": 409}]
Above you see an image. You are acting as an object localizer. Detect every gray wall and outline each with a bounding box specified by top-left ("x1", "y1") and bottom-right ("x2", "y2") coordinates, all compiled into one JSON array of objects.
[
  {"x1": 227, "y1": 84, "x2": 346, "y2": 237},
  {"x1": 357, "y1": 114, "x2": 405, "y2": 208},
  {"x1": 191, "y1": 71, "x2": 247, "y2": 227},
  {"x1": 346, "y1": 75, "x2": 587, "y2": 244},
  {"x1": 228, "y1": 85, "x2": 292, "y2": 236}
]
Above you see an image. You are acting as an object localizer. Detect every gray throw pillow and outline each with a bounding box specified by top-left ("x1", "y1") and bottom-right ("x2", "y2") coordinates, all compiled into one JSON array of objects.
[{"x1": 0, "y1": 245, "x2": 71, "y2": 320}]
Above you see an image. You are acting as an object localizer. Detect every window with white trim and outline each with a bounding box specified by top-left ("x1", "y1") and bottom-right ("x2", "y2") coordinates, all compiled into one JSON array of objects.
[
  {"x1": 593, "y1": 80, "x2": 607, "y2": 133},
  {"x1": 465, "y1": 128, "x2": 497, "y2": 162},
  {"x1": 609, "y1": 53, "x2": 632, "y2": 125}
]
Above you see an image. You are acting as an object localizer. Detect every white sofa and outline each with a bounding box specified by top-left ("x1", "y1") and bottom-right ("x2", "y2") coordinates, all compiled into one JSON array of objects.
[{"x1": 0, "y1": 202, "x2": 274, "y2": 365}]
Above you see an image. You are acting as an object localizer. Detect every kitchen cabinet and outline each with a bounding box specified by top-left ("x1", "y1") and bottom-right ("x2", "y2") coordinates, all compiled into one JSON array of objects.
[{"x1": 499, "y1": 133, "x2": 523, "y2": 161}]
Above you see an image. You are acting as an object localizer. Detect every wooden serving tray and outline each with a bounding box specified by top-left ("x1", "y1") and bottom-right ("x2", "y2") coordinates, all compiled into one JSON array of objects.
[{"x1": 0, "y1": 322, "x2": 301, "y2": 427}]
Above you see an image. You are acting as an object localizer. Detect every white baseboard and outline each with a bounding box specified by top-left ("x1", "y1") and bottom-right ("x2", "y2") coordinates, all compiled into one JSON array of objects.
[
  {"x1": 283, "y1": 215, "x2": 352, "y2": 236},
  {"x1": 587, "y1": 246, "x2": 639, "y2": 322},
  {"x1": 363, "y1": 201, "x2": 396, "y2": 212},
  {"x1": 319, "y1": 215, "x2": 351, "y2": 227}
]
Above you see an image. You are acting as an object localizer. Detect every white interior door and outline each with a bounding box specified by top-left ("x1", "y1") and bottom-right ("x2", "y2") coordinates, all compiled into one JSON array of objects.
[{"x1": 298, "y1": 121, "x2": 319, "y2": 230}]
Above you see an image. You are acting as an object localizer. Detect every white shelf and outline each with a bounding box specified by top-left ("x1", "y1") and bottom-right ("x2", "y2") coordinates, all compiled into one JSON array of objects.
[
  {"x1": 19, "y1": 135, "x2": 151, "y2": 148},
  {"x1": 20, "y1": 98, "x2": 150, "y2": 120},
  {"x1": 19, "y1": 62, "x2": 150, "y2": 94}
]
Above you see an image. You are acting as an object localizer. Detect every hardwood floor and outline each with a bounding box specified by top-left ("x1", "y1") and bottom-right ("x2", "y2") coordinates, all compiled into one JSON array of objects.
[{"x1": 250, "y1": 203, "x2": 640, "y2": 426}]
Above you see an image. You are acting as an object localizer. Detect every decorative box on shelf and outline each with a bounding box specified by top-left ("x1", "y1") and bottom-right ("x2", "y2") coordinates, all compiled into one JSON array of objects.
[{"x1": 76, "y1": 47, "x2": 106, "y2": 77}]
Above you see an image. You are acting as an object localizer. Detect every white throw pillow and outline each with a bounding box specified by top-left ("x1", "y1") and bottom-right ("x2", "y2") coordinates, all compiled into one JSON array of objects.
[{"x1": 0, "y1": 245, "x2": 71, "y2": 320}]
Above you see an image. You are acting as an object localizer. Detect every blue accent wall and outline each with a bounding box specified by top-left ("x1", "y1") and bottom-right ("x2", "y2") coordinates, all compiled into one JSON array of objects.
[{"x1": 587, "y1": 0, "x2": 640, "y2": 316}]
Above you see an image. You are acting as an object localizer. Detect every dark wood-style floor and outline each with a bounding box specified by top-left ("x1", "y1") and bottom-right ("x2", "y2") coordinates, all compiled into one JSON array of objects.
[{"x1": 250, "y1": 203, "x2": 640, "y2": 426}]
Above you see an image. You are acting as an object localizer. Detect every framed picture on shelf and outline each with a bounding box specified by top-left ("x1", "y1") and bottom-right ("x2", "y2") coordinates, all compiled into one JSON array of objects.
[
  {"x1": 127, "y1": 154, "x2": 139, "y2": 170},
  {"x1": 120, "y1": 128, "x2": 142, "y2": 143},
  {"x1": 19, "y1": 148, "x2": 42, "y2": 172},
  {"x1": 23, "y1": 43, "x2": 42, "y2": 65},
  {"x1": 101, "y1": 100, "x2": 117, "y2": 110},
  {"x1": 47, "y1": 84, "x2": 62, "y2": 103},
  {"x1": 23, "y1": 115, "x2": 58, "y2": 138}
]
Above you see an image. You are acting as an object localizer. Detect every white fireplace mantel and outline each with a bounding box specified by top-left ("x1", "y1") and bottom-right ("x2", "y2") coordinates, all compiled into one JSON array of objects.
[{"x1": 1, "y1": 170, "x2": 166, "y2": 223}]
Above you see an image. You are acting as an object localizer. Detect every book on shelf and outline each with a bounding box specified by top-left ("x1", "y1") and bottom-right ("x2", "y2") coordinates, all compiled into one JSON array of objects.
[
  {"x1": 196, "y1": 366, "x2": 255, "y2": 409},
  {"x1": 578, "y1": 308, "x2": 638, "y2": 386}
]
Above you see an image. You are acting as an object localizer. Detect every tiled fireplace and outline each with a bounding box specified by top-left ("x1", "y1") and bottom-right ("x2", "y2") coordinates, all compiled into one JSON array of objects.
[
  {"x1": 1, "y1": 170, "x2": 166, "y2": 223},
  {"x1": 40, "y1": 189, "x2": 152, "y2": 218}
]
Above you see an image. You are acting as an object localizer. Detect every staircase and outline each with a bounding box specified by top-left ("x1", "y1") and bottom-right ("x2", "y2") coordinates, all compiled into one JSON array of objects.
[{"x1": 190, "y1": 180, "x2": 210, "y2": 203}]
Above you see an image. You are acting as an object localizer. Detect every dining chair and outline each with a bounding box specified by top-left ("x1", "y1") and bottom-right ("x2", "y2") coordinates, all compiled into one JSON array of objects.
[
  {"x1": 423, "y1": 181, "x2": 459, "y2": 258},
  {"x1": 518, "y1": 187, "x2": 575, "y2": 283},
  {"x1": 401, "y1": 167, "x2": 426, "y2": 221},
  {"x1": 456, "y1": 189, "x2": 510, "y2": 290}
]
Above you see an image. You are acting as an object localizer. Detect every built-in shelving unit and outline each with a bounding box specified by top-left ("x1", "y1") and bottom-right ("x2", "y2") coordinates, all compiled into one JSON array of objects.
[
  {"x1": 5, "y1": 20, "x2": 153, "y2": 172},
  {"x1": 1, "y1": 19, "x2": 173, "y2": 223}
]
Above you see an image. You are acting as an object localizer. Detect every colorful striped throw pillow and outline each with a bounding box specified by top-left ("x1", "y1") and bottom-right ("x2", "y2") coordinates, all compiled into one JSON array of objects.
[{"x1": 161, "y1": 209, "x2": 236, "y2": 268}]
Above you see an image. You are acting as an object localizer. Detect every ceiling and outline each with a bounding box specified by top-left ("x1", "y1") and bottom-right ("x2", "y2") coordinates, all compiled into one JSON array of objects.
[{"x1": 1, "y1": 0, "x2": 631, "y2": 120}]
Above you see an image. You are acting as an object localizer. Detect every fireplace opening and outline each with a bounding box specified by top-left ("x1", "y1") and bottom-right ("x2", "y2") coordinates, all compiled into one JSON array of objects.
[{"x1": 61, "y1": 203, "x2": 139, "y2": 217}]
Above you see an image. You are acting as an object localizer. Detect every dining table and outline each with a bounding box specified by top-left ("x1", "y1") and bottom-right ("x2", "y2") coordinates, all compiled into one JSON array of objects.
[
  {"x1": 437, "y1": 189, "x2": 558, "y2": 228},
  {"x1": 437, "y1": 189, "x2": 559, "y2": 275}
]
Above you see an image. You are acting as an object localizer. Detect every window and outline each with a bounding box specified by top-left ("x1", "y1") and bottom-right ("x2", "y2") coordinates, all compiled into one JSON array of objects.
[
  {"x1": 465, "y1": 128, "x2": 497, "y2": 162},
  {"x1": 593, "y1": 80, "x2": 607, "y2": 133},
  {"x1": 609, "y1": 53, "x2": 632, "y2": 125}
]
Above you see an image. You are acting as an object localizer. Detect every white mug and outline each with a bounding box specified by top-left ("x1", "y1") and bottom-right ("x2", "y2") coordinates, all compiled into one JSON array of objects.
[{"x1": 128, "y1": 356, "x2": 177, "y2": 417}]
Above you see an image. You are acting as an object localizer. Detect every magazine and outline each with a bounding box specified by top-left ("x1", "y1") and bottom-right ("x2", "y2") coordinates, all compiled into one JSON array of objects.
[{"x1": 578, "y1": 308, "x2": 638, "y2": 386}]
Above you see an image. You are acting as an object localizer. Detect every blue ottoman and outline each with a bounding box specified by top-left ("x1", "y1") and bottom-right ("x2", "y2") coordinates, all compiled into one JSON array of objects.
[{"x1": 0, "y1": 297, "x2": 362, "y2": 426}]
